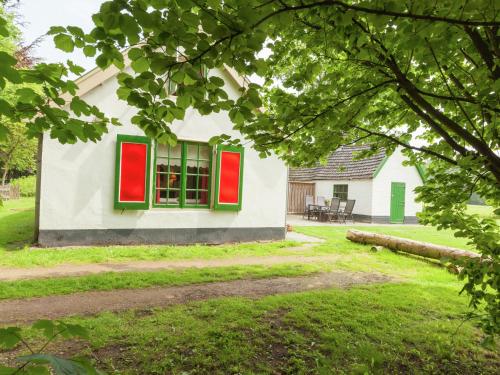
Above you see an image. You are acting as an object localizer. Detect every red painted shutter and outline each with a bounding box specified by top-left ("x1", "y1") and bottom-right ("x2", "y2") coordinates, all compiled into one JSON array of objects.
[
  {"x1": 214, "y1": 145, "x2": 244, "y2": 211},
  {"x1": 114, "y1": 134, "x2": 151, "y2": 210}
]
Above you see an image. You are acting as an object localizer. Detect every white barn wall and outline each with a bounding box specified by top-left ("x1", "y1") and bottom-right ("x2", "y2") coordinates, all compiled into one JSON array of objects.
[
  {"x1": 371, "y1": 148, "x2": 423, "y2": 219},
  {"x1": 314, "y1": 180, "x2": 373, "y2": 216},
  {"x1": 38, "y1": 68, "x2": 287, "y2": 245}
]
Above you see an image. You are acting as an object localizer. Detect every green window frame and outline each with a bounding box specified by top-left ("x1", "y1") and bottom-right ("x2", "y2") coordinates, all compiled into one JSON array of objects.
[
  {"x1": 152, "y1": 141, "x2": 212, "y2": 209},
  {"x1": 333, "y1": 184, "x2": 348, "y2": 201}
]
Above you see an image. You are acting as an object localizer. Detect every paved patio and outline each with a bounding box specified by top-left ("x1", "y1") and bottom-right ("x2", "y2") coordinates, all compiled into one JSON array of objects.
[{"x1": 286, "y1": 215, "x2": 422, "y2": 227}]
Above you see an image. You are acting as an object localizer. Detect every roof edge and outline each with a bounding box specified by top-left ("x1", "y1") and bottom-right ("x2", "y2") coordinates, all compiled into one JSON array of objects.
[
  {"x1": 65, "y1": 50, "x2": 248, "y2": 101},
  {"x1": 372, "y1": 155, "x2": 389, "y2": 178}
]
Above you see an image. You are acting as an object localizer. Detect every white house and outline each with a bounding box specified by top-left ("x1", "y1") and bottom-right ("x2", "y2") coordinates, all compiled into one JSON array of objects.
[
  {"x1": 35, "y1": 64, "x2": 287, "y2": 246},
  {"x1": 288, "y1": 145, "x2": 425, "y2": 223}
]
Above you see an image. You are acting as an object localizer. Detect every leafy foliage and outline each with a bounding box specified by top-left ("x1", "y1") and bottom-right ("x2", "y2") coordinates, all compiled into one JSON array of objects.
[
  {"x1": 0, "y1": 121, "x2": 37, "y2": 185},
  {"x1": 45, "y1": 0, "x2": 499, "y2": 335},
  {"x1": 0, "y1": 0, "x2": 498, "y2": 336},
  {"x1": 0, "y1": 320, "x2": 101, "y2": 374},
  {"x1": 10, "y1": 175, "x2": 36, "y2": 197},
  {"x1": 0, "y1": 4, "x2": 117, "y2": 145}
]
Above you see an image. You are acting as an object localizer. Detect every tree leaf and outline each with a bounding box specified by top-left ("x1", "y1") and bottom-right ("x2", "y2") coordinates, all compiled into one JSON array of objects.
[
  {"x1": 53, "y1": 34, "x2": 75, "y2": 52},
  {"x1": 16, "y1": 354, "x2": 89, "y2": 375}
]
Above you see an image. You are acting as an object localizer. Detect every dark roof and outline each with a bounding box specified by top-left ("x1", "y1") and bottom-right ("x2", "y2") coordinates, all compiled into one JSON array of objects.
[{"x1": 289, "y1": 145, "x2": 386, "y2": 181}]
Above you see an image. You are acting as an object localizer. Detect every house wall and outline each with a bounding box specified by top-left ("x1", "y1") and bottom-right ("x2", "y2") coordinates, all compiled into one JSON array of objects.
[
  {"x1": 314, "y1": 179, "x2": 373, "y2": 217},
  {"x1": 38, "y1": 68, "x2": 287, "y2": 246},
  {"x1": 371, "y1": 148, "x2": 423, "y2": 223}
]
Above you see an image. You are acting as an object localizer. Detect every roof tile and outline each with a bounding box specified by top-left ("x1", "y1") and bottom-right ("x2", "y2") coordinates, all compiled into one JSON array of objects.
[{"x1": 289, "y1": 145, "x2": 386, "y2": 181}]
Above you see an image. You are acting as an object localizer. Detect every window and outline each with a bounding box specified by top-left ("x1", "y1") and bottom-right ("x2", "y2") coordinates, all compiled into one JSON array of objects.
[
  {"x1": 114, "y1": 135, "x2": 151, "y2": 210},
  {"x1": 168, "y1": 65, "x2": 209, "y2": 96},
  {"x1": 333, "y1": 184, "x2": 348, "y2": 201},
  {"x1": 214, "y1": 145, "x2": 244, "y2": 211},
  {"x1": 153, "y1": 141, "x2": 212, "y2": 208}
]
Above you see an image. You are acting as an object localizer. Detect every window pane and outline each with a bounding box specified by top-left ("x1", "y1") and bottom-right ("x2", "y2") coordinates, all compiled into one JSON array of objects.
[
  {"x1": 186, "y1": 174, "x2": 197, "y2": 190},
  {"x1": 186, "y1": 189, "x2": 197, "y2": 204},
  {"x1": 169, "y1": 161, "x2": 181, "y2": 174},
  {"x1": 198, "y1": 160, "x2": 209, "y2": 175},
  {"x1": 168, "y1": 189, "x2": 180, "y2": 204},
  {"x1": 198, "y1": 174, "x2": 210, "y2": 190},
  {"x1": 157, "y1": 144, "x2": 168, "y2": 158},
  {"x1": 169, "y1": 144, "x2": 182, "y2": 158},
  {"x1": 186, "y1": 159, "x2": 198, "y2": 171},
  {"x1": 169, "y1": 173, "x2": 181, "y2": 189},
  {"x1": 187, "y1": 144, "x2": 198, "y2": 160},
  {"x1": 333, "y1": 184, "x2": 348, "y2": 201},
  {"x1": 198, "y1": 190, "x2": 209, "y2": 204},
  {"x1": 156, "y1": 189, "x2": 168, "y2": 204},
  {"x1": 199, "y1": 145, "x2": 210, "y2": 160}
]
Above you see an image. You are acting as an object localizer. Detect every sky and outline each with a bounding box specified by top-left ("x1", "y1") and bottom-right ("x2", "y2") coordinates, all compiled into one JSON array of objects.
[{"x1": 18, "y1": 0, "x2": 104, "y2": 72}]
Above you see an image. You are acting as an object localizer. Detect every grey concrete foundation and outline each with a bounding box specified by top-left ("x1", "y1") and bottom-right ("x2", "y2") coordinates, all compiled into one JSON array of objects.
[
  {"x1": 353, "y1": 214, "x2": 419, "y2": 224},
  {"x1": 38, "y1": 227, "x2": 286, "y2": 247}
]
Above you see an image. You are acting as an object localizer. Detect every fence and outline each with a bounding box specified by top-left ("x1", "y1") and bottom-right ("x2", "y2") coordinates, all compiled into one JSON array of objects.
[{"x1": 0, "y1": 184, "x2": 20, "y2": 200}]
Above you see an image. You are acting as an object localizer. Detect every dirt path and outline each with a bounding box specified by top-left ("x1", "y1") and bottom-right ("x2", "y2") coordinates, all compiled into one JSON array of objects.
[
  {"x1": 0, "y1": 271, "x2": 391, "y2": 324},
  {"x1": 0, "y1": 251, "x2": 341, "y2": 281}
]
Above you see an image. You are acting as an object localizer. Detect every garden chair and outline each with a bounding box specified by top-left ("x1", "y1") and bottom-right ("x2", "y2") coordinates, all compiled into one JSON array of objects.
[
  {"x1": 303, "y1": 195, "x2": 315, "y2": 220},
  {"x1": 316, "y1": 196, "x2": 326, "y2": 207},
  {"x1": 326, "y1": 197, "x2": 341, "y2": 222},
  {"x1": 338, "y1": 199, "x2": 356, "y2": 223}
]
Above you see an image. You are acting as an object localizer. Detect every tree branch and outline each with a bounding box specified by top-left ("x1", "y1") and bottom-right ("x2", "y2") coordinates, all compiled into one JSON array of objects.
[{"x1": 352, "y1": 124, "x2": 459, "y2": 165}]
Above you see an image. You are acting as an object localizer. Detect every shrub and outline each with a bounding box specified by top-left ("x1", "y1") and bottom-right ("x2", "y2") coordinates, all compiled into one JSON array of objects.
[{"x1": 10, "y1": 175, "x2": 36, "y2": 197}]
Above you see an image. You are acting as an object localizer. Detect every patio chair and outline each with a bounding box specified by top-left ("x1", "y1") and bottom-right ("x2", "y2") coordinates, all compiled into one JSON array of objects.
[
  {"x1": 312, "y1": 196, "x2": 329, "y2": 221},
  {"x1": 316, "y1": 196, "x2": 326, "y2": 207},
  {"x1": 302, "y1": 195, "x2": 315, "y2": 219},
  {"x1": 338, "y1": 199, "x2": 356, "y2": 223},
  {"x1": 326, "y1": 197, "x2": 341, "y2": 222}
]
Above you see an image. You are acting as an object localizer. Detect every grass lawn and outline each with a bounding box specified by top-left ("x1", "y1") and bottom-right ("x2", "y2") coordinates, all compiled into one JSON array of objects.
[
  {"x1": 0, "y1": 197, "x2": 484, "y2": 268},
  {"x1": 1, "y1": 198, "x2": 498, "y2": 373},
  {"x1": 11, "y1": 280, "x2": 498, "y2": 374},
  {"x1": 0, "y1": 198, "x2": 303, "y2": 268},
  {"x1": 0, "y1": 198, "x2": 34, "y2": 251},
  {"x1": 466, "y1": 204, "x2": 499, "y2": 219}
]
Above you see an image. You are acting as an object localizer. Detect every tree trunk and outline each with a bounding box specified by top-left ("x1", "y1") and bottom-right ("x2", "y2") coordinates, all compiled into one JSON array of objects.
[
  {"x1": 1, "y1": 166, "x2": 8, "y2": 186},
  {"x1": 346, "y1": 229, "x2": 480, "y2": 260}
]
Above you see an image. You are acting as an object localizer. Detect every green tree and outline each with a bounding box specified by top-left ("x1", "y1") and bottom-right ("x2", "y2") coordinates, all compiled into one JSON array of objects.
[
  {"x1": 0, "y1": 2, "x2": 117, "y2": 145},
  {"x1": 0, "y1": 4, "x2": 37, "y2": 185},
  {"x1": 2, "y1": 1, "x2": 499, "y2": 336},
  {"x1": 50, "y1": 0, "x2": 498, "y2": 337},
  {"x1": 0, "y1": 121, "x2": 37, "y2": 184}
]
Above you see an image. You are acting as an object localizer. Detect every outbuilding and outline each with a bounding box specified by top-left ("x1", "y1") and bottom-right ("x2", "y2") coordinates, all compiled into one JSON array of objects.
[
  {"x1": 35, "y1": 64, "x2": 287, "y2": 246},
  {"x1": 288, "y1": 145, "x2": 425, "y2": 223}
]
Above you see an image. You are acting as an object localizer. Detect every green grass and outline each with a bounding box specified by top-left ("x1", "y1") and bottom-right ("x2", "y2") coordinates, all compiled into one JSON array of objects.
[
  {"x1": 0, "y1": 198, "x2": 484, "y2": 269},
  {"x1": 466, "y1": 204, "x2": 499, "y2": 219},
  {"x1": 1, "y1": 199, "x2": 498, "y2": 373},
  {"x1": 0, "y1": 198, "x2": 306, "y2": 268},
  {"x1": 0, "y1": 263, "x2": 333, "y2": 300},
  {"x1": 0, "y1": 197, "x2": 35, "y2": 251},
  {"x1": 295, "y1": 225, "x2": 475, "y2": 250},
  {"x1": 0, "y1": 240, "x2": 303, "y2": 268},
  {"x1": 0, "y1": 228, "x2": 470, "y2": 300},
  {"x1": 11, "y1": 281, "x2": 498, "y2": 374}
]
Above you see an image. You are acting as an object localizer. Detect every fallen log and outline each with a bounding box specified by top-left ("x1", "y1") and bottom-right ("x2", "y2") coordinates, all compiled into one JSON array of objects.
[{"x1": 346, "y1": 229, "x2": 480, "y2": 261}]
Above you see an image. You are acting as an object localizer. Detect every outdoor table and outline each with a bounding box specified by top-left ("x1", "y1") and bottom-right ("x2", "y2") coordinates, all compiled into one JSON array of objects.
[{"x1": 317, "y1": 206, "x2": 330, "y2": 222}]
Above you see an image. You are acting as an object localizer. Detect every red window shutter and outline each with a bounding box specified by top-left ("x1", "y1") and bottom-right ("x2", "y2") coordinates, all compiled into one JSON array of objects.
[
  {"x1": 214, "y1": 145, "x2": 244, "y2": 211},
  {"x1": 114, "y1": 134, "x2": 151, "y2": 210}
]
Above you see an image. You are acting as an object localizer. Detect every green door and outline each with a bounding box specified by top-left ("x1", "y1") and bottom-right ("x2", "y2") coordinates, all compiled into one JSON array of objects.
[{"x1": 390, "y1": 182, "x2": 405, "y2": 223}]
